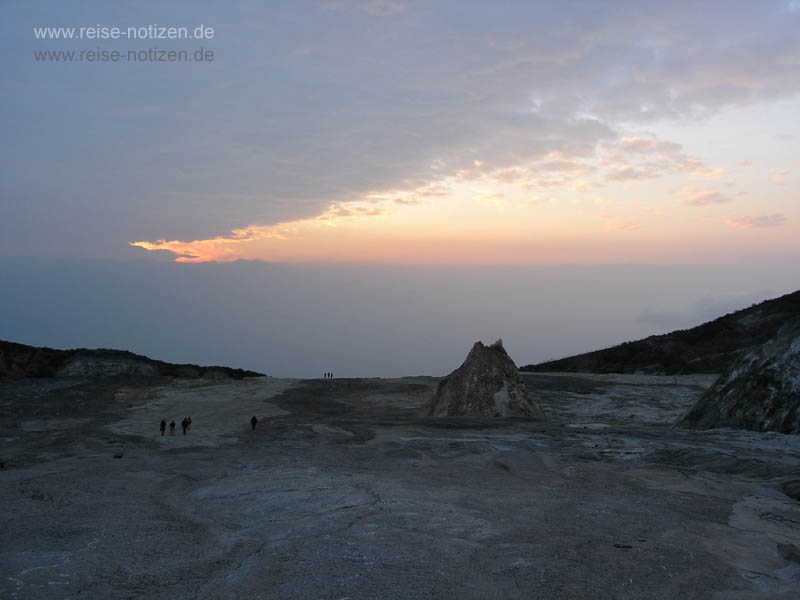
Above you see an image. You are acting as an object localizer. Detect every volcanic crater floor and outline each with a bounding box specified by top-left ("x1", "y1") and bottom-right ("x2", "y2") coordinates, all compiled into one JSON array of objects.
[{"x1": 1, "y1": 372, "x2": 800, "y2": 599}]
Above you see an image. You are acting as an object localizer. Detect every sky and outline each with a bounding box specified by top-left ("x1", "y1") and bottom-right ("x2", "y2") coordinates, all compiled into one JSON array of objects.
[{"x1": 1, "y1": 1, "x2": 799, "y2": 376}]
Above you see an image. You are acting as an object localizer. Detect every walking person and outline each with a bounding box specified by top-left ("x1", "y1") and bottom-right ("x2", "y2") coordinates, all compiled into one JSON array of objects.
[
  {"x1": 251, "y1": 415, "x2": 258, "y2": 431},
  {"x1": 160, "y1": 420, "x2": 166, "y2": 436},
  {"x1": 169, "y1": 420, "x2": 176, "y2": 436}
]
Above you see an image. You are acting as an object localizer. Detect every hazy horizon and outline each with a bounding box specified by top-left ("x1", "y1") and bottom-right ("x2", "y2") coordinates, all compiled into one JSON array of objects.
[{"x1": 1, "y1": 259, "x2": 796, "y2": 378}]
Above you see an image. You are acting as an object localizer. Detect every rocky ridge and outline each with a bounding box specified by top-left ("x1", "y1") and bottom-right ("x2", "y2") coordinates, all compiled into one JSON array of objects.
[{"x1": 0, "y1": 340, "x2": 263, "y2": 380}]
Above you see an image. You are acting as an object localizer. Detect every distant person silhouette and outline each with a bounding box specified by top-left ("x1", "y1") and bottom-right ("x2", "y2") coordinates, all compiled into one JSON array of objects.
[
  {"x1": 186, "y1": 416, "x2": 192, "y2": 431},
  {"x1": 169, "y1": 420, "x2": 176, "y2": 436},
  {"x1": 160, "y1": 420, "x2": 166, "y2": 436},
  {"x1": 181, "y1": 418, "x2": 188, "y2": 435},
  {"x1": 251, "y1": 415, "x2": 258, "y2": 431}
]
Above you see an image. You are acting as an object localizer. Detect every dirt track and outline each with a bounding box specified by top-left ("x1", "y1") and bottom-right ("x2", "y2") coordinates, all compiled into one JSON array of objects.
[{"x1": 1, "y1": 373, "x2": 800, "y2": 599}]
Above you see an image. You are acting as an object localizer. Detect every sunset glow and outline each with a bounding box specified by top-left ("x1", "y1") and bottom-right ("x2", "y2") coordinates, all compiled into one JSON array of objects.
[
  {"x1": 130, "y1": 132, "x2": 798, "y2": 264},
  {"x1": 3, "y1": 2, "x2": 797, "y2": 267}
]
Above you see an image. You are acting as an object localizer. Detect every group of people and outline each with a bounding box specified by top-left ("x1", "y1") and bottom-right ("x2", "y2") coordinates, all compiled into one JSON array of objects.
[
  {"x1": 159, "y1": 416, "x2": 261, "y2": 435},
  {"x1": 323, "y1": 372, "x2": 334, "y2": 379},
  {"x1": 159, "y1": 417, "x2": 192, "y2": 436}
]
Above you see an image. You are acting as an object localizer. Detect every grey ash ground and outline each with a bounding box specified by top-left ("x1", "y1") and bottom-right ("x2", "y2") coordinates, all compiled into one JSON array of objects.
[{"x1": 2, "y1": 372, "x2": 800, "y2": 599}]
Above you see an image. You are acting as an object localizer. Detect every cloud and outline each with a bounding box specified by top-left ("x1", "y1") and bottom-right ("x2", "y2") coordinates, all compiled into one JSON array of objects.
[
  {"x1": 605, "y1": 165, "x2": 659, "y2": 182},
  {"x1": 376, "y1": 181, "x2": 450, "y2": 206},
  {"x1": 472, "y1": 189, "x2": 509, "y2": 209},
  {"x1": 598, "y1": 136, "x2": 725, "y2": 184},
  {"x1": 637, "y1": 289, "x2": 779, "y2": 331},
  {"x1": 610, "y1": 220, "x2": 642, "y2": 232},
  {"x1": 689, "y1": 166, "x2": 727, "y2": 179},
  {"x1": 769, "y1": 168, "x2": 788, "y2": 183},
  {"x1": 593, "y1": 198, "x2": 616, "y2": 209},
  {"x1": 636, "y1": 309, "x2": 686, "y2": 330},
  {"x1": 320, "y1": 0, "x2": 408, "y2": 15},
  {"x1": 725, "y1": 214, "x2": 788, "y2": 228},
  {"x1": 317, "y1": 202, "x2": 391, "y2": 223},
  {"x1": 618, "y1": 137, "x2": 682, "y2": 155},
  {"x1": 6, "y1": 1, "x2": 800, "y2": 258},
  {"x1": 492, "y1": 168, "x2": 530, "y2": 184},
  {"x1": 525, "y1": 195, "x2": 557, "y2": 206},
  {"x1": 129, "y1": 225, "x2": 296, "y2": 263},
  {"x1": 358, "y1": 0, "x2": 407, "y2": 15},
  {"x1": 739, "y1": 160, "x2": 754, "y2": 169},
  {"x1": 679, "y1": 189, "x2": 732, "y2": 206}
]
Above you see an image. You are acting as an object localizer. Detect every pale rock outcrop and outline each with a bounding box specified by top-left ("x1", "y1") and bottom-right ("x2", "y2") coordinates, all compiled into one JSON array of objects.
[
  {"x1": 425, "y1": 340, "x2": 543, "y2": 418},
  {"x1": 675, "y1": 318, "x2": 800, "y2": 433},
  {"x1": 56, "y1": 356, "x2": 159, "y2": 377}
]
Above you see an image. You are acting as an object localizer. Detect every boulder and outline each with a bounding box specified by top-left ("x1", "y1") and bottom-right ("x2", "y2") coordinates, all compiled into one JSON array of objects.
[
  {"x1": 674, "y1": 318, "x2": 800, "y2": 433},
  {"x1": 425, "y1": 340, "x2": 543, "y2": 418}
]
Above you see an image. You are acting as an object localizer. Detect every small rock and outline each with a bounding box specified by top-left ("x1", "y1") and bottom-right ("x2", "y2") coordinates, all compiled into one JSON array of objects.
[
  {"x1": 778, "y1": 543, "x2": 800, "y2": 564},
  {"x1": 783, "y1": 480, "x2": 800, "y2": 502}
]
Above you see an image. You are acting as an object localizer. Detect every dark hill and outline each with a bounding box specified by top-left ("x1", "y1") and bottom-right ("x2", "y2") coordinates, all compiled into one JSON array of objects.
[
  {"x1": 0, "y1": 340, "x2": 264, "y2": 380},
  {"x1": 521, "y1": 290, "x2": 800, "y2": 375}
]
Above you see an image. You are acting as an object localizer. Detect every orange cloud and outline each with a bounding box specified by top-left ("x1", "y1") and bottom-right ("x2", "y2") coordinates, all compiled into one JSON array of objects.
[
  {"x1": 605, "y1": 165, "x2": 657, "y2": 182},
  {"x1": 130, "y1": 225, "x2": 296, "y2": 263},
  {"x1": 769, "y1": 168, "x2": 788, "y2": 183},
  {"x1": 472, "y1": 189, "x2": 509, "y2": 209},
  {"x1": 619, "y1": 137, "x2": 682, "y2": 154}
]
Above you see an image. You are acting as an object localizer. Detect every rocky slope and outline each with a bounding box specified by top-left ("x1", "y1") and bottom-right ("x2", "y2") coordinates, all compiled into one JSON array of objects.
[
  {"x1": 425, "y1": 339, "x2": 543, "y2": 418},
  {"x1": 522, "y1": 289, "x2": 800, "y2": 375},
  {"x1": 674, "y1": 318, "x2": 800, "y2": 434},
  {"x1": 0, "y1": 340, "x2": 263, "y2": 380}
]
